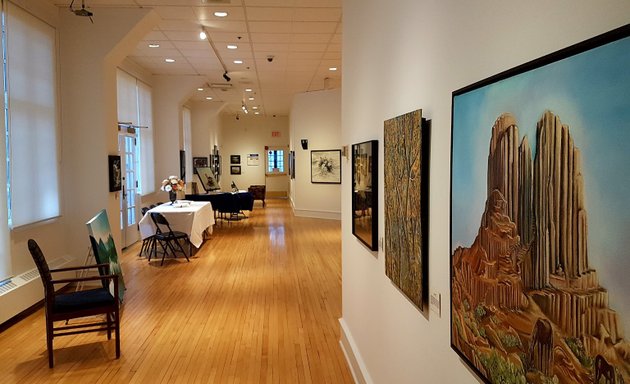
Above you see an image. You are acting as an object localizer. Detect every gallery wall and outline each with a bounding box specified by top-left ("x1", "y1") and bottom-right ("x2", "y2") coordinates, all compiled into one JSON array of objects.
[
  {"x1": 290, "y1": 89, "x2": 342, "y2": 219},
  {"x1": 220, "y1": 115, "x2": 289, "y2": 194},
  {"x1": 340, "y1": 0, "x2": 630, "y2": 383}
]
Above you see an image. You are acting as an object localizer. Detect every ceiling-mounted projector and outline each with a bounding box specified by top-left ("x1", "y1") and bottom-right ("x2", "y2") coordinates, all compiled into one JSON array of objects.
[{"x1": 70, "y1": 0, "x2": 94, "y2": 21}]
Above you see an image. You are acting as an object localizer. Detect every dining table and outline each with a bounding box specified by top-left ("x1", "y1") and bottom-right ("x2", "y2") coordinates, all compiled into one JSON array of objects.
[{"x1": 138, "y1": 201, "x2": 215, "y2": 248}]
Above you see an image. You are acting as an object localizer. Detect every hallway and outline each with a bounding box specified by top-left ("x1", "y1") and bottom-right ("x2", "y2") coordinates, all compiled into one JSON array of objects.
[{"x1": 0, "y1": 200, "x2": 353, "y2": 383}]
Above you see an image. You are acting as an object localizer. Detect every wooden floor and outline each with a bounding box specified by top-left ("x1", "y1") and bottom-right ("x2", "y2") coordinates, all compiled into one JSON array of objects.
[{"x1": 0, "y1": 199, "x2": 353, "y2": 384}]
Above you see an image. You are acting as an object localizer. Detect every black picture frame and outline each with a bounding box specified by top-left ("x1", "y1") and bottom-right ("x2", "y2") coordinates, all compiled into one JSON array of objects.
[
  {"x1": 289, "y1": 150, "x2": 295, "y2": 179},
  {"x1": 179, "y1": 150, "x2": 186, "y2": 180},
  {"x1": 108, "y1": 155, "x2": 122, "y2": 192},
  {"x1": 352, "y1": 140, "x2": 378, "y2": 251},
  {"x1": 230, "y1": 154, "x2": 240, "y2": 164},
  {"x1": 450, "y1": 25, "x2": 630, "y2": 384},
  {"x1": 311, "y1": 149, "x2": 341, "y2": 184},
  {"x1": 193, "y1": 156, "x2": 208, "y2": 168},
  {"x1": 230, "y1": 165, "x2": 241, "y2": 175}
]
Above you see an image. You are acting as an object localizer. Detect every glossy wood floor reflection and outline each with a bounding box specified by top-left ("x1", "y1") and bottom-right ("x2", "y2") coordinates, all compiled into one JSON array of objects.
[{"x1": 0, "y1": 199, "x2": 353, "y2": 384}]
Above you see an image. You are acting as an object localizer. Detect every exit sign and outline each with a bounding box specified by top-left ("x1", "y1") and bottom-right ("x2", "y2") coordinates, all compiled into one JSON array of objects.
[{"x1": 272, "y1": 131, "x2": 281, "y2": 137}]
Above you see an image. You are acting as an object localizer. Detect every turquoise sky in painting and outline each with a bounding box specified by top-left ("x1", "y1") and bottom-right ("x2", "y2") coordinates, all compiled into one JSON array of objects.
[{"x1": 451, "y1": 35, "x2": 630, "y2": 333}]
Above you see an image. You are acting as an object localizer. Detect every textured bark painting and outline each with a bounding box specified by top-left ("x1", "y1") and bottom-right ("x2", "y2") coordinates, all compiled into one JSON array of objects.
[
  {"x1": 451, "y1": 27, "x2": 630, "y2": 383},
  {"x1": 384, "y1": 109, "x2": 427, "y2": 309}
]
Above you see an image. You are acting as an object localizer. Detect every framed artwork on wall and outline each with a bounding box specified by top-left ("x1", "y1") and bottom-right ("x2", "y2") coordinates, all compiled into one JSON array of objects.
[
  {"x1": 179, "y1": 150, "x2": 186, "y2": 180},
  {"x1": 310, "y1": 149, "x2": 341, "y2": 184},
  {"x1": 450, "y1": 25, "x2": 630, "y2": 384},
  {"x1": 230, "y1": 165, "x2": 241, "y2": 175},
  {"x1": 230, "y1": 155, "x2": 241, "y2": 164},
  {"x1": 247, "y1": 153, "x2": 260, "y2": 166},
  {"x1": 384, "y1": 110, "x2": 430, "y2": 310},
  {"x1": 288, "y1": 150, "x2": 295, "y2": 179},
  {"x1": 352, "y1": 140, "x2": 378, "y2": 251},
  {"x1": 108, "y1": 155, "x2": 122, "y2": 192},
  {"x1": 193, "y1": 157, "x2": 208, "y2": 168}
]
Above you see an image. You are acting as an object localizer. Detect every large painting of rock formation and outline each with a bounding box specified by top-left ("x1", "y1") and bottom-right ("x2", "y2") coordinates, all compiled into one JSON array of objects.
[
  {"x1": 450, "y1": 26, "x2": 630, "y2": 383},
  {"x1": 384, "y1": 110, "x2": 430, "y2": 309}
]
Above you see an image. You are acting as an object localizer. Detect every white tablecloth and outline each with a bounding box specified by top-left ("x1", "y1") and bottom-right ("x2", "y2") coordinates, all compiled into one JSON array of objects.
[{"x1": 138, "y1": 201, "x2": 214, "y2": 248}]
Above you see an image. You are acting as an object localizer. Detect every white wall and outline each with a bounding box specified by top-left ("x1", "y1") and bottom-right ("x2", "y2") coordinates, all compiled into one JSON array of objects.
[
  {"x1": 189, "y1": 101, "x2": 224, "y2": 192},
  {"x1": 220, "y1": 115, "x2": 289, "y2": 193},
  {"x1": 290, "y1": 89, "x2": 342, "y2": 219},
  {"x1": 340, "y1": 1, "x2": 630, "y2": 383}
]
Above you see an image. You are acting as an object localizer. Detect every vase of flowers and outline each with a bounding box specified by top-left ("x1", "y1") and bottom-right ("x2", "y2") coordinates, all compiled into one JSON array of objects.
[{"x1": 161, "y1": 175, "x2": 185, "y2": 204}]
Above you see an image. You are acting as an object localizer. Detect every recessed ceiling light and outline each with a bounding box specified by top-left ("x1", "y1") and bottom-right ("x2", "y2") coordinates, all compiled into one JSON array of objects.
[
  {"x1": 205, "y1": 96, "x2": 213, "y2": 100},
  {"x1": 254, "y1": 112, "x2": 260, "y2": 115},
  {"x1": 329, "y1": 67, "x2": 338, "y2": 71},
  {"x1": 165, "y1": 58, "x2": 175, "y2": 63},
  {"x1": 252, "y1": 106, "x2": 258, "y2": 110},
  {"x1": 233, "y1": 60, "x2": 243, "y2": 64},
  {"x1": 227, "y1": 44, "x2": 238, "y2": 50},
  {"x1": 245, "y1": 88, "x2": 253, "y2": 92},
  {"x1": 199, "y1": 31, "x2": 207, "y2": 40},
  {"x1": 248, "y1": 97, "x2": 254, "y2": 101},
  {"x1": 214, "y1": 11, "x2": 228, "y2": 17},
  {"x1": 148, "y1": 43, "x2": 160, "y2": 48},
  {"x1": 197, "y1": 88, "x2": 204, "y2": 91}
]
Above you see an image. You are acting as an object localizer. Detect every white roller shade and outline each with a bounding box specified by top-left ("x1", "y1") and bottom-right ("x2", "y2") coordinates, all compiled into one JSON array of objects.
[{"x1": 6, "y1": 2, "x2": 59, "y2": 228}]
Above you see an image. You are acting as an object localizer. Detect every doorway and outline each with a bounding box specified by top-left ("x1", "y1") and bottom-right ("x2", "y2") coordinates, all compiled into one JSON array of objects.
[{"x1": 118, "y1": 132, "x2": 140, "y2": 248}]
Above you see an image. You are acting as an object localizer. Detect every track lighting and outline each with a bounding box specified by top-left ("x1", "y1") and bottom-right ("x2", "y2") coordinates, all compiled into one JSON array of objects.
[{"x1": 223, "y1": 72, "x2": 231, "y2": 82}]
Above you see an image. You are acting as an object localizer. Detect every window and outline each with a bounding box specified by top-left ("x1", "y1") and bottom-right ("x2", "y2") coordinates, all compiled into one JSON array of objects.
[
  {"x1": 117, "y1": 69, "x2": 154, "y2": 195},
  {"x1": 266, "y1": 149, "x2": 285, "y2": 174},
  {"x1": 4, "y1": 3, "x2": 59, "y2": 228}
]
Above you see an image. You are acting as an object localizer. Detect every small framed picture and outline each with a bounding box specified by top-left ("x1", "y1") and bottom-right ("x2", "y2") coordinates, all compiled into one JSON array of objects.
[
  {"x1": 230, "y1": 165, "x2": 241, "y2": 175},
  {"x1": 230, "y1": 155, "x2": 241, "y2": 164},
  {"x1": 193, "y1": 157, "x2": 208, "y2": 168},
  {"x1": 108, "y1": 155, "x2": 122, "y2": 192}
]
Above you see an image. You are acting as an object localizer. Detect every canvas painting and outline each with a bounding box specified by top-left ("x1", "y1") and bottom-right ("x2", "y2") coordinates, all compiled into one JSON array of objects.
[
  {"x1": 311, "y1": 150, "x2": 341, "y2": 184},
  {"x1": 86, "y1": 209, "x2": 125, "y2": 301},
  {"x1": 384, "y1": 110, "x2": 429, "y2": 310},
  {"x1": 450, "y1": 26, "x2": 630, "y2": 383}
]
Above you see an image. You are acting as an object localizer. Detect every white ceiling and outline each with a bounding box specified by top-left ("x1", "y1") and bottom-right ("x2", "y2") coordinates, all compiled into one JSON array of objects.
[{"x1": 49, "y1": 0, "x2": 342, "y2": 117}]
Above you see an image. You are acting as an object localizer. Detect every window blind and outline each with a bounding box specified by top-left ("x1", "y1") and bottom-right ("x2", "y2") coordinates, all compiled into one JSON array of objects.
[
  {"x1": 182, "y1": 107, "x2": 192, "y2": 184},
  {"x1": 137, "y1": 80, "x2": 154, "y2": 194},
  {"x1": 6, "y1": 2, "x2": 59, "y2": 228}
]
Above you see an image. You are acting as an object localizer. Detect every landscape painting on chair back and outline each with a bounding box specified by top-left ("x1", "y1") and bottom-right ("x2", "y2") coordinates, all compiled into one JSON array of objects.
[{"x1": 450, "y1": 26, "x2": 630, "y2": 383}]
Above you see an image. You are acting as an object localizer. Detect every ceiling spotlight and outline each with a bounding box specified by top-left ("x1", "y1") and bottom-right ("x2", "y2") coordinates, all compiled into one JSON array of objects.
[
  {"x1": 252, "y1": 106, "x2": 258, "y2": 110},
  {"x1": 245, "y1": 88, "x2": 253, "y2": 92},
  {"x1": 254, "y1": 112, "x2": 260, "y2": 115},
  {"x1": 165, "y1": 58, "x2": 175, "y2": 63},
  {"x1": 148, "y1": 43, "x2": 160, "y2": 48},
  {"x1": 241, "y1": 103, "x2": 248, "y2": 114},
  {"x1": 223, "y1": 72, "x2": 231, "y2": 82},
  {"x1": 233, "y1": 59, "x2": 243, "y2": 64},
  {"x1": 199, "y1": 30, "x2": 207, "y2": 40},
  {"x1": 248, "y1": 97, "x2": 254, "y2": 101},
  {"x1": 227, "y1": 44, "x2": 238, "y2": 50},
  {"x1": 205, "y1": 96, "x2": 213, "y2": 100},
  {"x1": 329, "y1": 67, "x2": 338, "y2": 71},
  {"x1": 214, "y1": 11, "x2": 228, "y2": 17},
  {"x1": 197, "y1": 87, "x2": 204, "y2": 91}
]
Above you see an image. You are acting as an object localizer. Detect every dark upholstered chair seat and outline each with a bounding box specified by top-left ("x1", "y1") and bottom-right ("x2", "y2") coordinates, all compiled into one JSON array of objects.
[{"x1": 54, "y1": 288, "x2": 116, "y2": 313}]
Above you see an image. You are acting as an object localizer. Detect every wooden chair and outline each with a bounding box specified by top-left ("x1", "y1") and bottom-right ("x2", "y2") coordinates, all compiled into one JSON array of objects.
[
  {"x1": 149, "y1": 212, "x2": 191, "y2": 265},
  {"x1": 27, "y1": 239, "x2": 120, "y2": 368}
]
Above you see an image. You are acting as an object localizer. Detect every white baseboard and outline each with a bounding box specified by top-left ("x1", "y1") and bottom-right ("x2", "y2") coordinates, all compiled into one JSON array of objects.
[
  {"x1": 293, "y1": 208, "x2": 341, "y2": 220},
  {"x1": 339, "y1": 317, "x2": 372, "y2": 384}
]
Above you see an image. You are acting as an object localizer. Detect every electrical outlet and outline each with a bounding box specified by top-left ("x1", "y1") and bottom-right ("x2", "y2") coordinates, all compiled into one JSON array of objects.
[{"x1": 430, "y1": 292, "x2": 441, "y2": 317}]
